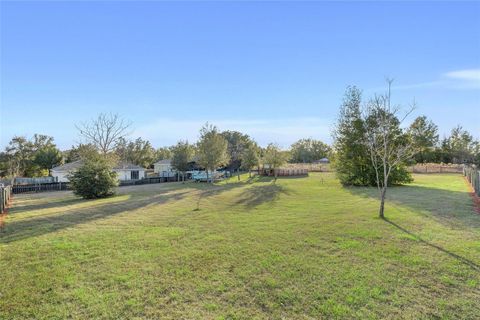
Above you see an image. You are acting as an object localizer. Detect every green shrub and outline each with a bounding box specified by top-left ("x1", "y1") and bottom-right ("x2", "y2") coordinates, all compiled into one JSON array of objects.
[{"x1": 69, "y1": 157, "x2": 118, "y2": 199}]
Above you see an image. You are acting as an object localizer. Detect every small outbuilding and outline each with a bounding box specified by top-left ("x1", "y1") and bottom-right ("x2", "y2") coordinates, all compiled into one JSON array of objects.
[
  {"x1": 114, "y1": 162, "x2": 146, "y2": 181},
  {"x1": 153, "y1": 159, "x2": 177, "y2": 177}
]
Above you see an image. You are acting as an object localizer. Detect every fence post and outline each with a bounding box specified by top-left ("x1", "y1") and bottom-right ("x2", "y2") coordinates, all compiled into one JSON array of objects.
[{"x1": 0, "y1": 188, "x2": 4, "y2": 214}]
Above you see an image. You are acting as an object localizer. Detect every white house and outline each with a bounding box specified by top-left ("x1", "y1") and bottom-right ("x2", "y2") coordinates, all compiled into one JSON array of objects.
[
  {"x1": 114, "y1": 162, "x2": 146, "y2": 181},
  {"x1": 153, "y1": 159, "x2": 176, "y2": 177},
  {"x1": 50, "y1": 161, "x2": 82, "y2": 183},
  {"x1": 50, "y1": 160, "x2": 146, "y2": 182}
]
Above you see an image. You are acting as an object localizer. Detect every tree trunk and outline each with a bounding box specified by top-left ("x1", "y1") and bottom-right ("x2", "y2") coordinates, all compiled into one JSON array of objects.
[
  {"x1": 206, "y1": 170, "x2": 209, "y2": 183},
  {"x1": 249, "y1": 170, "x2": 251, "y2": 178},
  {"x1": 274, "y1": 168, "x2": 278, "y2": 181},
  {"x1": 237, "y1": 169, "x2": 240, "y2": 181},
  {"x1": 379, "y1": 187, "x2": 386, "y2": 218}
]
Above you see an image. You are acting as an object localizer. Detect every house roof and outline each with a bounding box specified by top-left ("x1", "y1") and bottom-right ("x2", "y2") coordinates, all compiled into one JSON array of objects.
[
  {"x1": 51, "y1": 160, "x2": 83, "y2": 172},
  {"x1": 115, "y1": 162, "x2": 144, "y2": 170},
  {"x1": 154, "y1": 159, "x2": 172, "y2": 165},
  {"x1": 51, "y1": 160, "x2": 145, "y2": 172}
]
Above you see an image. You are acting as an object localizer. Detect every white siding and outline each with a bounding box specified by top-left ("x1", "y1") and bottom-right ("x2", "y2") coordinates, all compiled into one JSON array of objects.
[
  {"x1": 154, "y1": 163, "x2": 174, "y2": 174},
  {"x1": 50, "y1": 171, "x2": 70, "y2": 182},
  {"x1": 51, "y1": 169, "x2": 145, "y2": 182},
  {"x1": 114, "y1": 169, "x2": 145, "y2": 181}
]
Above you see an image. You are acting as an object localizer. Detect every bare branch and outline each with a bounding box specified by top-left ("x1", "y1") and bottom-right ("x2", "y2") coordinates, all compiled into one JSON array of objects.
[
  {"x1": 362, "y1": 79, "x2": 418, "y2": 218},
  {"x1": 76, "y1": 113, "x2": 132, "y2": 155}
]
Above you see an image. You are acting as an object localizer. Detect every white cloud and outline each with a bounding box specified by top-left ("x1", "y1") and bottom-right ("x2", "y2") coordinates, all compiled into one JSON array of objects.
[
  {"x1": 444, "y1": 69, "x2": 480, "y2": 81},
  {"x1": 132, "y1": 117, "x2": 333, "y2": 149}
]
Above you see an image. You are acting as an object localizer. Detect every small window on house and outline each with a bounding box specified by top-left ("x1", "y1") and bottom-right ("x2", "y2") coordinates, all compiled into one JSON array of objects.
[{"x1": 131, "y1": 170, "x2": 139, "y2": 180}]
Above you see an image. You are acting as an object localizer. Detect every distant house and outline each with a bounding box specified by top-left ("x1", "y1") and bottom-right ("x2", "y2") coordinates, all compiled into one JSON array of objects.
[
  {"x1": 114, "y1": 162, "x2": 146, "y2": 181},
  {"x1": 50, "y1": 161, "x2": 82, "y2": 182},
  {"x1": 50, "y1": 160, "x2": 146, "y2": 182},
  {"x1": 313, "y1": 158, "x2": 330, "y2": 164},
  {"x1": 153, "y1": 159, "x2": 176, "y2": 177}
]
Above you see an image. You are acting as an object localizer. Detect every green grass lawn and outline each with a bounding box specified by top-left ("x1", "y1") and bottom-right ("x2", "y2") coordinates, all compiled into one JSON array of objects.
[{"x1": 1, "y1": 173, "x2": 479, "y2": 319}]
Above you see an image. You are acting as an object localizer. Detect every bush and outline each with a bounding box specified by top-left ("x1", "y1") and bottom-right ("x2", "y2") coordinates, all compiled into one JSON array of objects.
[{"x1": 69, "y1": 157, "x2": 118, "y2": 199}]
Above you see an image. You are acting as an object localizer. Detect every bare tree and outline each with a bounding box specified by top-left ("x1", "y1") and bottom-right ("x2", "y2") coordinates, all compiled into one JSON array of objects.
[
  {"x1": 363, "y1": 80, "x2": 418, "y2": 218},
  {"x1": 76, "y1": 113, "x2": 131, "y2": 155}
]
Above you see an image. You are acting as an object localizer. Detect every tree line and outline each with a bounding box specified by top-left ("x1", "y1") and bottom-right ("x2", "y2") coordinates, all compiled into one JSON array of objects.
[
  {"x1": 0, "y1": 122, "x2": 331, "y2": 179},
  {"x1": 1, "y1": 103, "x2": 478, "y2": 184}
]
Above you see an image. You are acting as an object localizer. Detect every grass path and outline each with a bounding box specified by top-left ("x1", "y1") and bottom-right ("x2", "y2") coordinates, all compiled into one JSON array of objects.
[{"x1": 1, "y1": 173, "x2": 479, "y2": 319}]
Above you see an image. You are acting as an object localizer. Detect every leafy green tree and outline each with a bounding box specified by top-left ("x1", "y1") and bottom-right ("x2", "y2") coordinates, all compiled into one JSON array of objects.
[
  {"x1": 0, "y1": 152, "x2": 11, "y2": 178},
  {"x1": 1, "y1": 134, "x2": 62, "y2": 177},
  {"x1": 332, "y1": 86, "x2": 373, "y2": 186},
  {"x1": 4, "y1": 136, "x2": 34, "y2": 177},
  {"x1": 69, "y1": 155, "x2": 118, "y2": 199},
  {"x1": 116, "y1": 137, "x2": 156, "y2": 168},
  {"x1": 263, "y1": 143, "x2": 286, "y2": 180},
  {"x1": 131, "y1": 138, "x2": 156, "y2": 168},
  {"x1": 241, "y1": 142, "x2": 260, "y2": 178},
  {"x1": 33, "y1": 146, "x2": 63, "y2": 170},
  {"x1": 196, "y1": 124, "x2": 229, "y2": 183},
  {"x1": 29, "y1": 134, "x2": 63, "y2": 176},
  {"x1": 171, "y1": 140, "x2": 194, "y2": 182},
  {"x1": 290, "y1": 138, "x2": 331, "y2": 163},
  {"x1": 442, "y1": 126, "x2": 478, "y2": 164},
  {"x1": 64, "y1": 144, "x2": 98, "y2": 162},
  {"x1": 221, "y1": 130, "x2": 253, "y2": 172},
  {"x1": 155, "y1": 147, "x2": 173, "y2": 162},
  {"x1": 32, "y1": 134, "x2": 56, "y2": 150},
  {"x1": 408, "y1": 116, "x2": 439, "y2": 163}
]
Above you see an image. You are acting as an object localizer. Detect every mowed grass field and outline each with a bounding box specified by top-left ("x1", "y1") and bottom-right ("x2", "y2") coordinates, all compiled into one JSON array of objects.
[{"x1": 1, "y1": 173, "x2": 479, "y2": 319}]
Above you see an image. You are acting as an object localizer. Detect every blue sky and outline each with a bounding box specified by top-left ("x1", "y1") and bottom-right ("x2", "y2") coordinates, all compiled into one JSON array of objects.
[{"x1": 1, "y1": 1, "x2": 479, "y2": 149}]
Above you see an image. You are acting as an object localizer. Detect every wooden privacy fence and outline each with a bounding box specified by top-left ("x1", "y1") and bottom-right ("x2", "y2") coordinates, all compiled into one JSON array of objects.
[
  {"x1": 1, "y1": 185, "x2": 12, "y2": 214},
  {"x1": 463, "y1": 166, "x2": 480, "y2": 196},
  {"x1": 276, "y1": 168, "x2": 308, "y2": 176},
  {"x1": 409, "y1": 164, "x2": 464, "y2": 174},
  {"x1": 282, "y1": 163, "x2": 331, "y2": 172}
]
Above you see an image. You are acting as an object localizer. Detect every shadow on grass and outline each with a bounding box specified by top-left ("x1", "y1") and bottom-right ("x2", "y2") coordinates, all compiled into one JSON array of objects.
[
  {"x1": 0, "y1": 190, "x2": 190, "y2": 244},
  {"x1": 344, "y1": 181, "x2": 480, "y2": 271},
  {"x1": 345, "y1": 184, "x2": 480, "y2": 230},
  {"x1": 9, "y1": 197, "x2": 85, "y2": 213},
  {"x1": 383, "y1": 217, "x2": 480, "y2": 271},
  {"x1": 187, "y1": 176, "x2": 291, "y2": 211},
  {"x1": 188, "y1": 179, "x2": 250, "y2": 211},
  {"x1": 233, "y1": 182, "x2": 292, "y2": 209}
]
